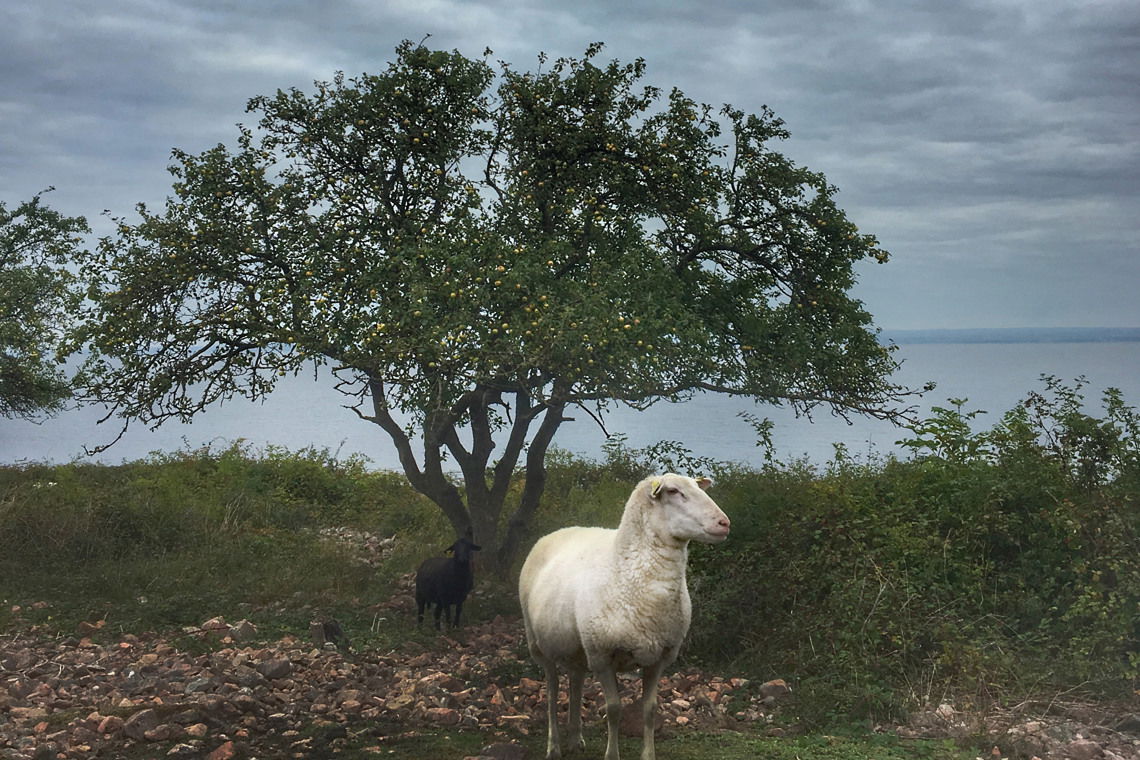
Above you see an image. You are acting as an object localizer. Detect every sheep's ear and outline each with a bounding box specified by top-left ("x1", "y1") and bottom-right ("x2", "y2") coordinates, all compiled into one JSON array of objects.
[
  {"x1": 650, "y1": 479, "x2": 663, "y2": 498},
  {"x1": 695, "y1": 477, "x2": 712, "y2": 491}
]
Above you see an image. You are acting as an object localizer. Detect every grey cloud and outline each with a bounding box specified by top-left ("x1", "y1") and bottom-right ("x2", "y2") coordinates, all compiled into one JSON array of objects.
[{"x1": 1, "y1": 0, "x2": 1137, "y2": 329}]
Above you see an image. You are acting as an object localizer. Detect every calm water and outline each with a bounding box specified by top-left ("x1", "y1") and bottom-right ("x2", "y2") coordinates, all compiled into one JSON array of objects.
[{"x1": 4, "y1": 341, "x2": 1140, "y2": 469}]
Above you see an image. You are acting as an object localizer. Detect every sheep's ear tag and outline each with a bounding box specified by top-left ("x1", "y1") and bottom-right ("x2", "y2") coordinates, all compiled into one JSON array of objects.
[
  {"x1": 651, "y1": 479, "x2": 663, "y2": 498},
  {"x1": 696, "y1": 477, "x2": 712, "y2": 491}
]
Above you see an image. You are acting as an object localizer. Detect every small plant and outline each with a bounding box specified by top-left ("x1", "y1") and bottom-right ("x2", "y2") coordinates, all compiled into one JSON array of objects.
[{"x1": 896, "y1": 398, "x2": 989, "y2": 462}]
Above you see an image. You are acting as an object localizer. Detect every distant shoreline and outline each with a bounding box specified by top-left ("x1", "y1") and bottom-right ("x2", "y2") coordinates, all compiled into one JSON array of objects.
[{"x1": 880, "y1": 327, "x2": 1140, "y2": 345}]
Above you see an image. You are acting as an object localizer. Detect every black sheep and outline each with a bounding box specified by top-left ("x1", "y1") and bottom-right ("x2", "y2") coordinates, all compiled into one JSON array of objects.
[{"x1": 415, "y1": 536, "x2": 481, "y2": 630}]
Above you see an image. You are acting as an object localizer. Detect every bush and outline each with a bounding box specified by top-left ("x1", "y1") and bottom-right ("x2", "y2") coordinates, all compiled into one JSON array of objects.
[
  {"x1": 685, "y1": 378, "x2": 1140, "y2": 726},
  {"x1": 2, "y1": 378, "x2": 1137, "y2": 729},
  {"x1": 0, "y1": 441, "x2": 440, "y2": 633}
]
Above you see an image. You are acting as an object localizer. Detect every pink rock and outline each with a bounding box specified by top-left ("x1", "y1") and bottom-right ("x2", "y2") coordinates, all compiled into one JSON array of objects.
[
  {"x1": 426, "y1": 707, "x2": 461, "y2": 725},
  {"x1": 98, "y1": 715, "x2": 125, "y2": 734},
  {"x1": 758, "y1": 679, "x2": 791, "y2": 699},
  {"x1": 207, "y1": 740, "x2": 236, "y2": 760},
  {"x1": 122, "y1": 708, "x2": 160, "y2": 741},
  {"x1": 1064, "y1": 739, "x2": 1104, "y2": 760}
]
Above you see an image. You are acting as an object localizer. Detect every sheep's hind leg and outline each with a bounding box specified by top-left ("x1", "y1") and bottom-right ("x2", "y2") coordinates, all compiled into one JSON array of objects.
[
  {"x1": 566, "y1": 666, "x2": 586, "y2": 753},
  {"x1": 541, "y1": 662, "x2": 563, "y2": 759},
  {"x1": 597, "y1": 667, "x2": 623, "y2": 760},
  {"x1": 639, "y1": 661, "x2": 666, "y2": 760}
]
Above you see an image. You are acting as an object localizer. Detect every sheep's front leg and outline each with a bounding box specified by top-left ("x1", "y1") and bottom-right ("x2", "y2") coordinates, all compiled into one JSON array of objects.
[
  {"x1": 566, "y1": 666, "x2": 586, "y2": 752},
  {"x1": 639, "y1": 662, "x2": 666, "y2": 760},
  {"x1": 542, "y1": 663, "x2": 562, "y2": 759},
  {"x1": 597, "y1": 666, "x2": 623, "y2": 760}
]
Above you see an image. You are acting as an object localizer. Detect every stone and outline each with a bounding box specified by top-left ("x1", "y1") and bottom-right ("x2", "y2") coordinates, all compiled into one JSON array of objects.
[
  {"x1": 229, "y1": 619, "x2": 258, "y2": 641},
  {"x1": 426, "y1": 707, "x2": 461, "y2": 725},
  {"x1": 758, "y1": 679, "x2": 791, "y2": 700},
  {"x1": 620, "y1": 697, "x2": 664, "y2": 737},
  {"x1": 98, "y1": 715, "x2": 125, "y2": 734},
  {"x1": 201, "y1": 617, "x2": 231, "y2": 640},
  {"x1": 1113, "y1": 714, "x2": 1140, "y2": 733},
  {"x1": 122, "y1": 708, "x2": 160, "y2": 741},
  {"x1": 480, "y1": 742, "x2": 529, "y2": 760},
  {"x1": 144, "y1": 724, "x2": 178, "y2": 741},
  {"x1": 207, "y1": 740, "x2": 237, "y2": 760},
  {"x1": 171, "y1": 709, "x2": 205, "y2": 725},
  {"x1": 8, "y1": 706, "x2": 48, "y2": 722},
  {"x1": 1065, "y1": 739, "x2": 1104, "y2": 760},
  {"x1": 76, "y1": 621, "x2": 104, "y2": 637},
  {"x1": 256, "y1": 658, "x2": 292, "y2": 679},
  {"x1": 185, "y1": 676, "x2": 216, "y2": 694}
]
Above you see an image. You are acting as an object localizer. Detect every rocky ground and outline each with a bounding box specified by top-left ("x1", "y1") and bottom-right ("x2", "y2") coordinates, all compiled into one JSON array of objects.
[
  {"x1": 3, "y1": 555, "x2": 1139, "y2": 759},
  {"x1": 0, "y1": 572, "x2": 783, "y2": 760}
]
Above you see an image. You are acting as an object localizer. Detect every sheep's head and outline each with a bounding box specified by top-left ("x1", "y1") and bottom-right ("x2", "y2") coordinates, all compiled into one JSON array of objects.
[
  {"x1": 446, "y1": 537, "x2": 482, "y2": 564},
  {"x1": 646, "y1": 473, "x2": 731, "y2": 544}
]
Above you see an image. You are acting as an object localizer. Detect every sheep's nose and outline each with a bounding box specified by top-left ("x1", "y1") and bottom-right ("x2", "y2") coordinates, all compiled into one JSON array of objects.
[{"x1": 708, "y1": 513, "x2": 731, "y2": 537}]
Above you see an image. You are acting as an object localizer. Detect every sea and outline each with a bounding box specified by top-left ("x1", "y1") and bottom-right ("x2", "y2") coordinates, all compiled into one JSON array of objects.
[{"x1": 4, "y1": 328, "x2": 1140, "y2": 470}]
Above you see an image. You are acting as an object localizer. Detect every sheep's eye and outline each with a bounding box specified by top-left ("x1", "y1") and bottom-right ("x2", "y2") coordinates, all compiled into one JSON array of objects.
[{"x1": 665, "y1": 487, "x2": 681, "y2": 496}]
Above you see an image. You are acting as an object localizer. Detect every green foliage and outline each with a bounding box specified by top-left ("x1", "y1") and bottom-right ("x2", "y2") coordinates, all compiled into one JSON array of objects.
[
  {"x1": 6, "y1": 377, "x2": 1135, "y2": 734},
  {"x1": 71, "y1": 39, "x2": 911, "y2": 571},
  {"x1": 0, "y1": 190, "x2": 89, "y2": 418},
  {"x1": 0, "y1": 441, "x2": 439, "y2": 633},
  {"x1": 687, "y1": 377, "x2": 1140, "y2": 726},
  {"x1": 0, "y1": 441, "x2": 407, "y2": 565},
  {"x1": 663, "y1": 731, "x2": 973, "y2": 760}
]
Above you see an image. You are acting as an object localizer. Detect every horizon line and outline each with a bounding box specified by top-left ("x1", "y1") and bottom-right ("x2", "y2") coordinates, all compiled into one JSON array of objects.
[{"x1": 879, "y1": 326, "x2": 1140, "y2": 344}]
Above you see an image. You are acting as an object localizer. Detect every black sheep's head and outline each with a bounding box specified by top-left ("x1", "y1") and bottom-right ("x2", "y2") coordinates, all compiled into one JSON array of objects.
[{"x1": 446, "y1": 537, "x2": 482, "y2": 563}]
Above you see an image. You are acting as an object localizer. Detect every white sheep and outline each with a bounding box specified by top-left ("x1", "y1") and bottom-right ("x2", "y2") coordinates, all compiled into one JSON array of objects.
[{"x1": 519, "y1": 473, "x2": 731, "y2": 760}]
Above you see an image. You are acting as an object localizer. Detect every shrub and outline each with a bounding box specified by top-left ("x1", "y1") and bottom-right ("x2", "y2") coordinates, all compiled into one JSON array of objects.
[
  {"x1": 2, "y1": 378, "x2": 1137, "y2": 728},
  {"x1": 686, "y1": 378, "x2": 1140, "y2": 725}
]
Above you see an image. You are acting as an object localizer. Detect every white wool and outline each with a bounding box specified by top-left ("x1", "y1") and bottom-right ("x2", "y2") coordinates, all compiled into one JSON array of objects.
[{"x1": 519, "y1": 473, "x2": 731, "y2": 760}]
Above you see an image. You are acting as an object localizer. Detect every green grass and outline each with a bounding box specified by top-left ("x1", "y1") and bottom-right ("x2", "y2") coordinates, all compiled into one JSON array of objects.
[
  {"x1": 4, "y1": 380, "x2": 1140, "y2": 745},
  {"x1": 216, "y1": 724, "x2": 978, "y2": 760}
]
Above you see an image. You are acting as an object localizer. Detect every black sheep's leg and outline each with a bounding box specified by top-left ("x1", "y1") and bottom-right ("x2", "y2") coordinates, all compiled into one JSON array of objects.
[
  {"x1": 453, "y1": 601, "x2": 463, "y2": 628},
  {"x1": 433, "y1": 603, "x2": 444, "y2": 631}
]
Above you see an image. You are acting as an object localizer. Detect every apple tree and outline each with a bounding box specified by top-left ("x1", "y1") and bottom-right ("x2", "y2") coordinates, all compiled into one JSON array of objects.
[
  {"x1": 75, "y1": 41, "x2": 912, "y2": 571},
  {"x1": 1, "y1": 191, "x2": 89, "y2": 419}
]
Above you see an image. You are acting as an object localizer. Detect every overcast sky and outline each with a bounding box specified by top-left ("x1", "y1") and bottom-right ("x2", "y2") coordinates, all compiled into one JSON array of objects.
[{"x1": 3, "y1": 0, "x2": 1138, "y2": 331}]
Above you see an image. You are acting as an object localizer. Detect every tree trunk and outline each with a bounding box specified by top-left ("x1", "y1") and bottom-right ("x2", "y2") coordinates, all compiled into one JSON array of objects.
[
  {"x1": 364, "y1": 376, "x2": 569, "y2": 577},
  {"x1": 497, "y1": 394, "x2": 567, "y2": 571}
]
